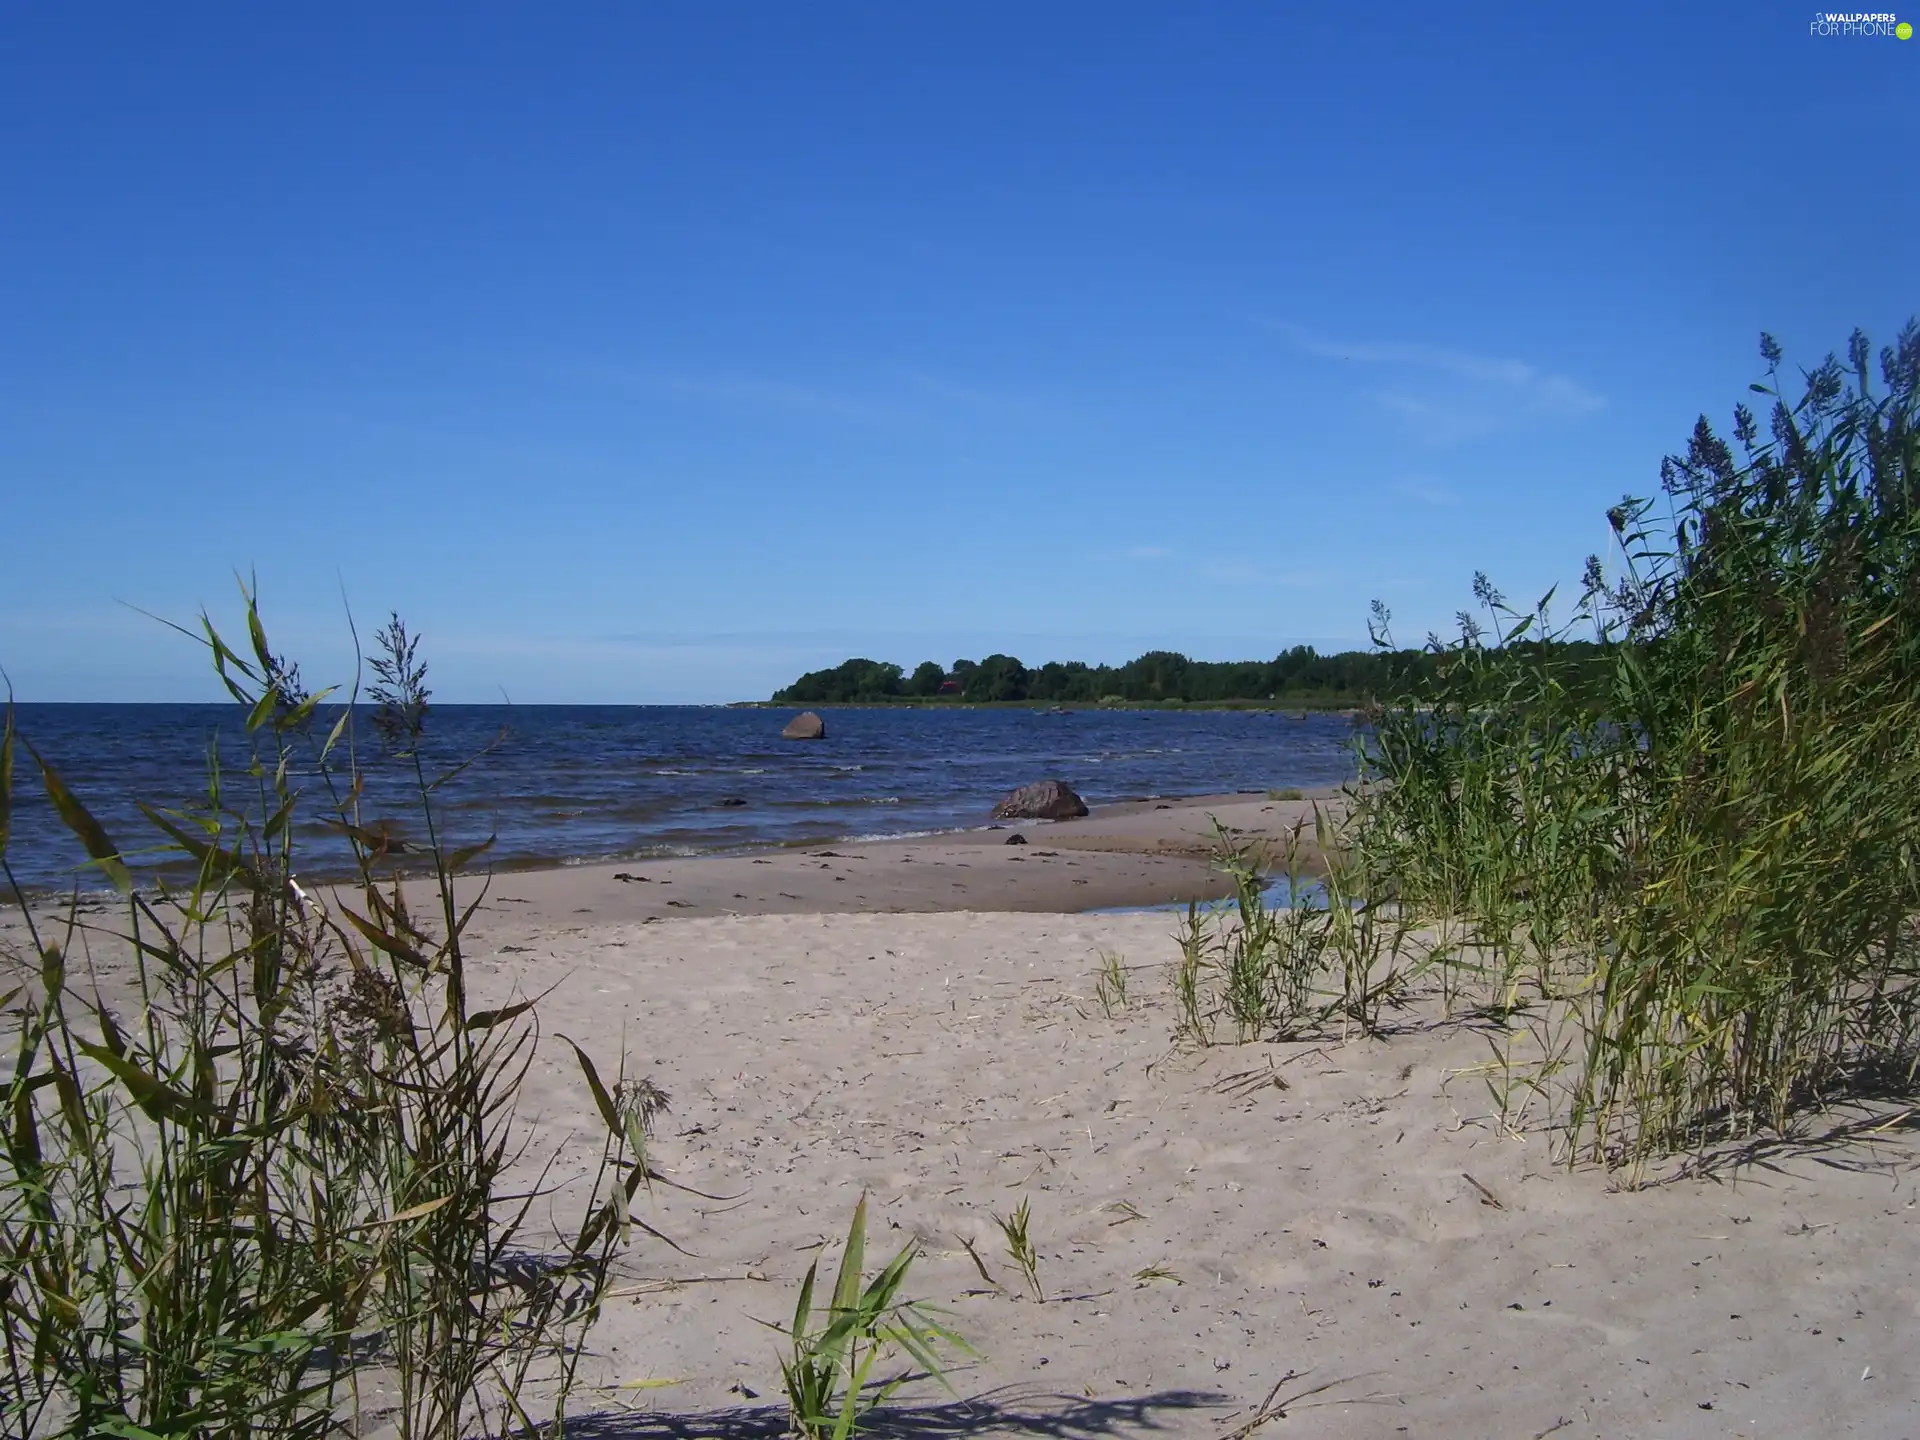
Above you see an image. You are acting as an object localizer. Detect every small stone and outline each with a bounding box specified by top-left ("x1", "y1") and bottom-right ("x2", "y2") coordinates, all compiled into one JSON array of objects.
[{"x1": 1005, "y1": 833, "x2": 1028, "y2": 845}]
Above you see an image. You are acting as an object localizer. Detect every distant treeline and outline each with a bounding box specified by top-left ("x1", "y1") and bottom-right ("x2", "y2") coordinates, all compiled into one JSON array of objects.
[{"x1": 770, "y1": 643, "x2": 1611, "y2": 706}]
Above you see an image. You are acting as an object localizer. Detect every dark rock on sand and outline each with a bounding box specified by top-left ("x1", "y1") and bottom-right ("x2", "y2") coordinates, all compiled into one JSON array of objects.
[
  {"x1": 992, "y1": 780, "x2": 1088, "y2": 821},
  {"x1": 1004, "y1": 832, "x2": 1028, "y2": 845},
  {"x1": 782, "y1": 711, "x2": 826, "y2": 740}
]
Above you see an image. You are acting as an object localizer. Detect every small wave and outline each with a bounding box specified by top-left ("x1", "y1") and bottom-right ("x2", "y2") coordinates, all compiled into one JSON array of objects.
[{"x1": 555, "y1": 842, "x2": 708, "y2": 866}]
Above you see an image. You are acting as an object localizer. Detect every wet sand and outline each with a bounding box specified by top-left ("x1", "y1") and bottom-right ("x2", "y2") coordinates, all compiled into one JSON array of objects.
[{"x1": 448, "y1": 791, "x2": 1338, "y2": 927}]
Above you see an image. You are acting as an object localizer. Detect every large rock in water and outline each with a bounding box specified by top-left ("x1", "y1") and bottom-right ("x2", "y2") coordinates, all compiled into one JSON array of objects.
[
  {"x1": 781, "y1": 711, "x2": 826, "y2": 740},
  {"x1": 992, "y1": 779, "x2": 1088, "y2": 820}
]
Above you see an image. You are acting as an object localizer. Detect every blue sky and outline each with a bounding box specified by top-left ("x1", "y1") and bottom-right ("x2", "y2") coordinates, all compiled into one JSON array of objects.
[{"x1": 2, "y1": 4, "x2": 1913, "y2": 702}]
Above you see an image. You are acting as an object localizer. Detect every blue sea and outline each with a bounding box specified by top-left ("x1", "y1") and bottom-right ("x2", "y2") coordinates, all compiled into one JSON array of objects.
[{"x1": 1, "y1": 704, "x2": 1361, "y2": 895}]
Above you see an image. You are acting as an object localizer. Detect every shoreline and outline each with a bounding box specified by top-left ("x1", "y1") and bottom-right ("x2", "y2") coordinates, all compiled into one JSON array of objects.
[
  {"x1": 437, "y1": 788, "x2": 1342, "y2": 926},
  {"x1": 0, "y1": 789, "x2": 1346, "y2": 921}
]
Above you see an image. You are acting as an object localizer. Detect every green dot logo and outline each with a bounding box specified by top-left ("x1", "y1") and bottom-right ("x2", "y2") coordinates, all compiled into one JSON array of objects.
[{"x1": 1899, "y1": 19, "x2": 1915, "y2": 36}]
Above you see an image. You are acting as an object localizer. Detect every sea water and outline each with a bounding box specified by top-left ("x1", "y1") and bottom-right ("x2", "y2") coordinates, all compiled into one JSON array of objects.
[{"x1": 2, "y1": 703, "x2": 1360, "y2": 893}]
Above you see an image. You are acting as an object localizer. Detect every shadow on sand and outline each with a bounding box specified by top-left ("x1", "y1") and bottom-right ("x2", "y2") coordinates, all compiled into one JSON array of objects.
[
  {"x1": 1650, "y1": 1101, "x2": 1920, "y2": 1186},
  {"x1": 555, "y1": 1386, "x2": 1234, "y2": 1439}
]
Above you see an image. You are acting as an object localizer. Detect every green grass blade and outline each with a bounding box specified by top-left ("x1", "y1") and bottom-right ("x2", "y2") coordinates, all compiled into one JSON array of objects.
[
  {"x1": 829, "y1": 1194, "x2": 868, "y2": 1317},
  {"x1": 0, "y1": 704, "x2": 13, "y2": 859},
  {"x1": 28, "y1": 740, "x2": 130, "y2": 892}
]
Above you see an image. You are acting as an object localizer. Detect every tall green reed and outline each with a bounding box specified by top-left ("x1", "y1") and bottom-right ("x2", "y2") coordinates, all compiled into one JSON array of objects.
[
  {"x1": 0, "y1": 593, "x2": 658, "y2": 1439},
  {"x1": 1353, "y1": 323, "x2": 1920, "y2": 1174}
]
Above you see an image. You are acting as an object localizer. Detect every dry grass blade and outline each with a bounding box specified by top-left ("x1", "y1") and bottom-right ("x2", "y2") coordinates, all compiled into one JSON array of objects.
[
  {"x1": 1216, "y1": 1369, "x2": 1380, "y2": 1439},
  {"x1": 1214, "y1": 1065, "x2": 1291, "y2": 1098},
  {"x1": 1462, "y1": 1173, "x2": 1505, "y2": 1210},
  {"x1": 958, "y1": 1235, "x2": 1003, "y2": 1292},
  {"x1": 1104, "y1": 1200, "x2": 1146, "y2": 1226}
]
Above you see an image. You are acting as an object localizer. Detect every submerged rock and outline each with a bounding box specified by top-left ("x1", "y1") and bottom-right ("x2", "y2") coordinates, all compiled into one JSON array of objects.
[
  {"x1": 781, "y1": 711, "x2": 826, "y2": 740},
  {"x1": 991, "y1": 780, "x2": 1088, "y2": 821}
]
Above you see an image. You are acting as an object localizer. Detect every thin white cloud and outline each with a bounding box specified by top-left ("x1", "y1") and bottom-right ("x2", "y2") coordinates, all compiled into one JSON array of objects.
[
  {"x1": 568, "y1": 359, "x2": 918, "y2": 428},
  {"x1": 1374, "y1": 392, "x2": 1498, "y2": 446},
  {"x1": 902, "y1": 370, "x2": 1037, "y2": 415},
  {"x1": 1198, "y1": 559, "x2": 1322, "y2": 588},
  {"x1": 1392, "y1": 478, "x2": 1460, "y2": 507},
  {"x1": 1269, "y1": 321, "x2": 1605, "y2": 443},
  {"x1": 663, "y1": 374, "x2": 914, "y2": 427},
  {"x1": 572, "y1": 356, "x2": 1087, "y2": 434},
  {"x1": 0, "y1": 608, "x2": 149, "y2": 637},
  {"x1": 430, "y1": 630, "x2": 812, "y2": 668}
]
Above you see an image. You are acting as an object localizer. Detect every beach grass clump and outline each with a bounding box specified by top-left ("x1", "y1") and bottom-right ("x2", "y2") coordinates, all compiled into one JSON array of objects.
[
  {"x1": 1165, "y1": 818, "x2": 1422, "y2": 1046},
  {"x1": 772, "y1": 1195, "x2": 962, "y2": 1440},
  {"x1": 0, "y1": 598, "x2": 656, "y2": 1439},
  {"x1": 1092, "y1": 949, "x2": 1130, "y2": 1017},
  {"x1": 1170, "y1": 902, "x2": 1214, "y2": 1046},
  {"x1": 1353, "y1": 323, "x2": 1920, "y2": 1172},
  {"x1": 991, "y1": 1196, "x2": 1043, "y2": 1303}
]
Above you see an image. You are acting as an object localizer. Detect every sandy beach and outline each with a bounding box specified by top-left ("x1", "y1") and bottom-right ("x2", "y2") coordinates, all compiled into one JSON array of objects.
[
  {"x1": 5, "y1": 792, "x2": 1917, "y2": 1437},
  {"x1": 496, "y1": 911, "x2": 1919, "y2": 1438}
]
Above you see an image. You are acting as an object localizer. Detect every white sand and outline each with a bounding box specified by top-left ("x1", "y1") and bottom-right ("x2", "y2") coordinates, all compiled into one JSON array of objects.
[{"x1": 471, "y1": 909, "x2": 1920, "y2": 1438}]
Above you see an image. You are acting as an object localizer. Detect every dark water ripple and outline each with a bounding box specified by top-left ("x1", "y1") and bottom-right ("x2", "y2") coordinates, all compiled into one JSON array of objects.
[{"x1": 2, "y1": 704, "x2": 1361, "y2": 893}]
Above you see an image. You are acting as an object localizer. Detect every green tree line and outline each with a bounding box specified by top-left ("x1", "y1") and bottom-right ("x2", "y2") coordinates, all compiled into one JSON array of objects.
[{"x1": 769, "y1": 642, "x2": 1610, "y2": 706}]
